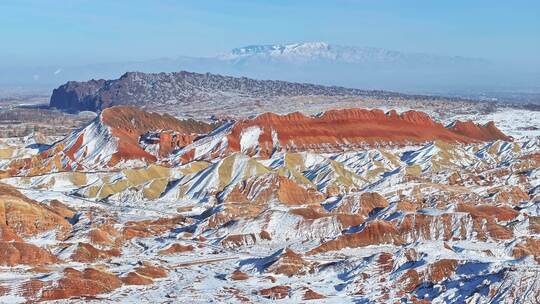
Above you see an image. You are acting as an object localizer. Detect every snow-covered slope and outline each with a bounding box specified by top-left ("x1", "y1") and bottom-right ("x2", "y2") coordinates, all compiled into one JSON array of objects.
[{"x1": 1, "y1": 106, "x2": 539, "y2": 303}]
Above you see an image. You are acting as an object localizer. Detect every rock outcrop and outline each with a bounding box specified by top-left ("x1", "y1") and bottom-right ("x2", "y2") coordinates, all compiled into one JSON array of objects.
[
  {"x1": 1, "y1": 105, "x2": 536, "y2": 303},
  {"x1": 226, "y1": 109, "x2": 509, "y2": 156},
  {"x1": 49, "y1": 71, "x2": 411, "y2": 113},
  {"x1": 0, "y1": 184, "x2": 71, "y2": 239},
  {"x1": 7, "y1": 106, "x2": 215, "y2": 175},
  {"x1": 177, "y1": 108, "x2": 511, "y2": 162},
  {"x1": 8, "y1": 107, "x2": 510, "y2": 175},
  {"x1": 50, "y1": 79, "x2": 106, "y2": 112},
  {"x1": 0, "y1": 242, "x2": 58, "y2": 266},
  {"x1": 40, "y1": 268, "x2": 122, "y2": 301}
]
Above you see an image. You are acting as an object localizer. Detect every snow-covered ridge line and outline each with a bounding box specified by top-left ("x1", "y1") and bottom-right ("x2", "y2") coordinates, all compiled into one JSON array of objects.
[{"x1": 223, "y1": 41, "x2": 488, "y2": 65}]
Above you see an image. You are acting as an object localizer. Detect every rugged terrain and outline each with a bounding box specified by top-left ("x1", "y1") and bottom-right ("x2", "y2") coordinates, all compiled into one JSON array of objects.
[
  {"x1": 49, "y1": 70, "x2": 473, "y2": 115},
  {"x1": 0, "y1": 105, "x2": 539, "y2": 303}
]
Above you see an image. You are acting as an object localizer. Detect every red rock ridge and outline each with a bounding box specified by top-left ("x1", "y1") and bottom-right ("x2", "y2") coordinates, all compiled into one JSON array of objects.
[
  {"x1": 225, "y1": 108, "x2": 510, "y2": 157},
  {"x1": 100, "y1": 106, "x2": 214, "y2": 135},
  {"x1": 7, "y1": 106, "x2": 217, "y2": 174},
  {"x1": 448, "y1": 120, "x2": 512, "y2": 142},
  {"x1": 101, "y1": 106, "x2": 215, "y2": 165}
]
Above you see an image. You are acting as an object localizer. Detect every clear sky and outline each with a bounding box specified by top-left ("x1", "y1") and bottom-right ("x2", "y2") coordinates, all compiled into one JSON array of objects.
[{"x1": 1, "y1": 0, "x2": 539, "y2": 67}]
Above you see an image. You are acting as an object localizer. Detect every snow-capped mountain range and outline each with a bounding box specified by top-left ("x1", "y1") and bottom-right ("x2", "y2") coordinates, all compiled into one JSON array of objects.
[
  {"x1": 1, "y1": 42, "x2": 536, "y2": 97},
  {"x1": 223, "y1": 42, "x2": 484, "y2": 66}
]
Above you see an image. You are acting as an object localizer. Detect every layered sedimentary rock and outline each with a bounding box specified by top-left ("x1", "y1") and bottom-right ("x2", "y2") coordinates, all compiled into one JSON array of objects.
[
  {"x1": 1, "y1": 105, "x2": 539, "y2": 303},
  {"x1": 227, "y1": 109, "x2": 509, "y2": 153},
  {"x1": 7, "y1": 106, "x2": 215, "y2": 175},
  {"x1": 0, "y1": 184, "x2": 68, "y2": 267},
  {"x1": 0, "y1": 183, "x2": 71, "y2": 241},
  {"x1": 177, "y1": 108, "x2": 510, "y2": 162},
  {"x1": 7, "y1": 107, "x2": 510, "y2": 176}
]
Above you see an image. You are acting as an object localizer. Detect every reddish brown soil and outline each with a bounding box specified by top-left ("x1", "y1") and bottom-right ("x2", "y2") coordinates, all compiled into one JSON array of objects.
[
  {"x1": 267, "y1": 249, "x2": 309, "y2": 276},
  {"x1": 456, "y1": 203, "x2": 519, "y2": 222},
  {"x1": 303, "y1": 288, "x2": 326, "y2": 300},
  {"x1": 230, "y1": 270, "x2": 249, "y2": 281},
  {"x1": 427, "y1": 259, "x2": 458, "y2": 282},
  {"x1": 158, "y1": 243, "x2": 195, "y2": 255},
  {"x1": 0, "y1": 183, "x2": 71, "y2": 240},
  {"x1": 121, "y1": 272, "x2": 154, "y2": 285},
  {"x1": 308, "y1": 220, "x2": 403, "y2": 254},
  {"x1": 259, "y1": 285, "x2": 291, "y2": 300},
  {"x1": 122, "y1": 215, "x2": 189, "y2": 240},
  {"x1": 134, "y1": 264, "x2": 168, "y2": 278},
  {"x1": 70, "y1": 242, "x2": 121, "y2": 262},
  {"x1": 0, "y1": 241, "x2": 58, "y2": 266},
  {"x1": 41, "y1": 268, "x2": 122, "y2": 301}
]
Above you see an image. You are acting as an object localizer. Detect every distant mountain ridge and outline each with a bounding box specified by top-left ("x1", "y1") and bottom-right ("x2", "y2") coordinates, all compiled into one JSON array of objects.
[
  {"x1": 6, "y1": 41, "x2": 534, "y2": 100},
  {"x1": 224, "y1": 42, "x2": 486, "y2": 66},
  {"x1": 50, "y1": 70, "x2": 454, "y2": 113}
]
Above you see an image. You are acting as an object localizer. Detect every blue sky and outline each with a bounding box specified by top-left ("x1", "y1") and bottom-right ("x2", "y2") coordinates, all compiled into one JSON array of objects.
[{"x1": 1, "y1": 0, "x2": 539, "y2": 67}]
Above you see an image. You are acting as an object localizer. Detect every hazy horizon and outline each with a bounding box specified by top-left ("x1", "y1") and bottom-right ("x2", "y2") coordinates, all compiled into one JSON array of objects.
[
  {"x1": 1, "y1": 0, "x2": 539, "y2": 99},
  {"x1": 2, "y1": 1, "x2": 539, "y2": 65}
]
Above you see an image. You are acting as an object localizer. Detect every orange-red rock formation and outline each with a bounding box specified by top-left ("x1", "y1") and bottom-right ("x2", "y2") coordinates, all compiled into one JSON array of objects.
[
  {"x1": 0, "y1": 242, "x2": 58, "y2": 266},
  {"x1": 399, "y1": 269, "x2": 422, "y2": 294},
  {"x1": 230, "y1": 270, "x2": 249, "y2": 281},
  {"x1": 70, "y1": 242, "x2": 121, "y2": 262},
  {"x1": 308, "y1": 220, "x2": 404, "y2": 255},
  {"x1": 276, "y1": 176, "x2": 325, "y2": 205},
  {"x1": 7, "y1": 106, "x2": 216, "y2": 174},
  {"x1": 0, "y1": 184, "x2": 75, "y2": 267},
  {"x1": 0, "y1": 183, "x2": 71, "y2": 240},
  {"x1": 303, "y1": 288, "x2": 326, "y2": 300},
  {"x1": 102, "y1": 106, "x2": 215, "y2": 165},
  {"x1": 259, "y1": 285, "x2": 291, "y2": 300},
  {"x1": 40, "y1": 268, "x2": 122, "y2": 301},
  {"x1": 88, "y1": 224, "x2": 120, "y2": 247},
  {"x1": 158, "y1": 243, "x2": 194, "y2": 255},
  {"x1": 133, "y1": 263, "x2": 168, "y2": 279},
  {"x1": 449, "y1": 121, "x2": 512, "y2": 142},
  {"x1": 0, "y1": 284, "x2": 8, "y2": 297},
  {"x1": 8, "y1": 107, "x2": 511, "y2": 174},
  {"x1": 456, "y1": 204, "x2": 519, "y2": 222},
  {"x1": 427, "y1": 259, "x2": 458, "y2": 282},
  {"x1": 47, "y1": 199, "x2": 76, "y2": 219},
  {"x1": 122, "y1": 215, "x2": 189, "y2": 240},
  {"x1": 223, "y1": 174, "x2": 324, "y2": 206},
  {"x1": 120, "y1": 263, "x2": 167, "y2": 285},
  {"x1": 333, "y1": 192, "x2": 389, "y2": 218},
  {"x1": 225, "y1": 108, "x2": 510, "y2": 157},
  {"x1": 221, "y1": 234, "x2": 258, "y2": 248},
  {"x1": 513, "y1": 238, "x2": 540, "y2": 259},
  {"x1": 267, "y1": 249, "x2": 310, "y2": 276},
  {"x1": 121, "y1": 271, "x2": 154, "y2": 285}
]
